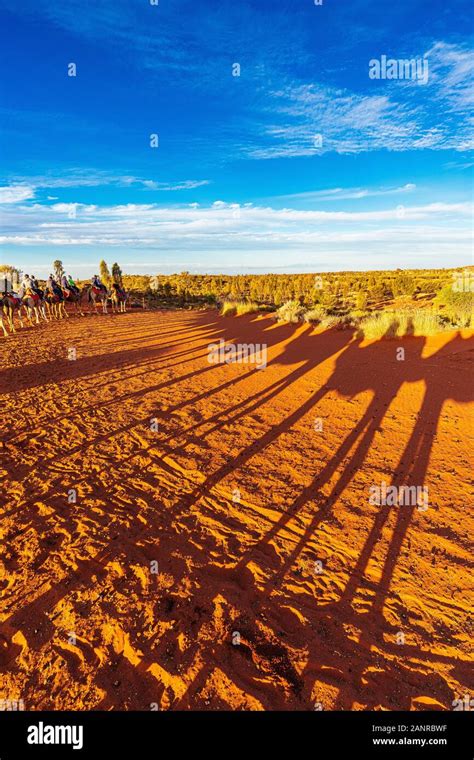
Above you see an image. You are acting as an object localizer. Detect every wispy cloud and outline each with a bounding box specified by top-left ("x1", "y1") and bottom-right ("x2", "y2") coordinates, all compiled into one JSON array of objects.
[
  {"x1": 0, "y1": 185, "x2": 35, "y2": 203},
  {"x1": 272, "y1": 183, "x2": 417, "y2": 203},
  {"x1": 2, "y1": 199, "x2": 471, "y2": 257},
  {"x1": 248, "y1": 42, "x2": 474, "y2": 159},
  {"x1": 4, "y1": 171, "x2": 211, "y2": 192}
]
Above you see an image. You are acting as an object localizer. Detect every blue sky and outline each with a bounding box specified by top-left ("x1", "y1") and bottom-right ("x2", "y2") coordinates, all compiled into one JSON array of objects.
[{"x1": 0, "y1": 0, "x2": 473, "y2": 276}]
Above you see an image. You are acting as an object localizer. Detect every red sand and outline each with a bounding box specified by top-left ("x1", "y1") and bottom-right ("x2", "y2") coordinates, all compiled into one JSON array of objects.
[{"x1": 0, "y1": 310, "x2": 472, "y2": 710}]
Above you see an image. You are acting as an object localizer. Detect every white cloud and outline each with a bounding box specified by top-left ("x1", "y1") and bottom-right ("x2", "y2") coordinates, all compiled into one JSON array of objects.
[
  {"x1": 0, "y1": 185, "x2": 35, "y2": 203},
  {"x1": 248, "y1": 42, "x2": 474, "y2": 159},
  {"x1": 2, "y1": 172, "x2": 210, "y2": 192},
  {"x1": 274, "y1": 183, "x2": 417, "y2": 203},
  {"x1": 1, "y1": 199, "x2": 471, "y2": 270}
]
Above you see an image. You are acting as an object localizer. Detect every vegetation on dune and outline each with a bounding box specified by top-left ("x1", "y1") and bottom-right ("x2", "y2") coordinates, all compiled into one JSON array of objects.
[
  {"x1": 435, "y1": 285, "x2": 473, "y2": 328},
  {"x1": 221, "y1": 300, "x2": 261, "y2": 316},
  {"x1": 303, "y1": 306, "x2": 327, "y2": 323},
  {"x1": 3, "y1": 259, "x2": 473, "y2": 335},
  {"x1": 357, "y1": 309, "x2": 446, "y2": 339},
  {"x1": 275, "y1": 300, "x2": 305, "y2": 323}
]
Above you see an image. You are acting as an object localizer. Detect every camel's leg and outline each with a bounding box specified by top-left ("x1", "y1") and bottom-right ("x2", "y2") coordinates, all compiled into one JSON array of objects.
[
  {"x1": 0, "y1": 317, "x2": 8, "y2": 337},
  {"x1": 27, "y1": 306, "x2": 35, "y2": 325},
  {"x1": 8, "y1": 308, "x2": 16, "y2": 333}
]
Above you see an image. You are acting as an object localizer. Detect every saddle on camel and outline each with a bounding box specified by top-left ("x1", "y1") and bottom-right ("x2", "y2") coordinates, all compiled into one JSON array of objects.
[
  {"x1": 46, "y1": 283, "x2": 64, "y2": 303},
  {"x1": 112, "y1": 283, "x2": 126, "y2": 297},
  {"x1": 23, "y1": 287, "x2": 42, "y2": 305},
  {"x1": 60, "y1": 275, "x2": 80, "y2": 300}
]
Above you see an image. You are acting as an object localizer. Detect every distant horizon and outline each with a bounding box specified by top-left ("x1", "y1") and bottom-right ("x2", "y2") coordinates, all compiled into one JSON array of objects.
[{"x1": 3, "y1": 261, "x2": 473, "y2": 282}]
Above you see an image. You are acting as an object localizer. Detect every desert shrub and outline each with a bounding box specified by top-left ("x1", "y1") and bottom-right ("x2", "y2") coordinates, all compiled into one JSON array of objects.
[
  {"x1": 304, "y1": 306, "x2": 327, "y2": 323},
  {"x1": 393, "y1": 274, "x2": 416, "y2": 297},
  {"x1": 418, "y1": 279, "x2": 441, "y2": 294},
  {"x1": 369, "y1": 282, "x2": 385, "y2": 301},
  {"x1": 356, "y1": 291, "x2": 368, "y2": 309},
  {"x1": 321, "y1": 314, "x2": 355, "y2": 330},
  {"x1": 221, "y1": 300, "x2": 238, "y2": 316},
  {"x1": 358, "y1": 309, "x2": 445, "y2": 339},
  {"x1": 235, "y1": 301, "x2": 260, "y2": 315},
  {"x1": 221, "y1": 300, "x2": 261, "y2": 316},
  {"x1": 435, "y1": 286, "x2": 473, "y2": 327},
  {"x1": 276, "y1": 299, "x2": 305, "y2": 323},
  {"x1": 320, "y1": 291, "x2": 338, "y2": 310}
]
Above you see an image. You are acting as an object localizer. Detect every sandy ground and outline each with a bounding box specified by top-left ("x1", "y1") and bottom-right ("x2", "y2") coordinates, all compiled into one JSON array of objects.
[{"x1": 0, "y1": 309, "x2": 472, "y2": 711}]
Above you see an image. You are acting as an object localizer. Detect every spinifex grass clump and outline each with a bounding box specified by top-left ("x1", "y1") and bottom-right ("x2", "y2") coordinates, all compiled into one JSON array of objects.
[
  {"x1": 435, "y1": 287, "x2": 473, "y2": 328},
  {"x1": 221, "y1": 300, "x2": 260, "y2": 316},
  {"x1": 358, "y1": 309, "x2": 445, "y2": 339},
  {"x1": 303, "y1": 306, "x2": 327, "y2": 323},
  {"x1": 276, "y1": 300, "x2": 305, "y2": 323}
]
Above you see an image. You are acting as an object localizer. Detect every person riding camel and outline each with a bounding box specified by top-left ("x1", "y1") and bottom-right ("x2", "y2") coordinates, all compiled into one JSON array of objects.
[
  {"x1": 18, "y1": 274, "x2": 37, "y2": 299},
  {"x1": 46, "y1": 274, "x2": 63, "y2": 300},
  {"x1": 67, "y1": 274, "x2": 80, "y2": 294},
  {"x1": 29, "y1": 275, "x2": 44, "y2": 298},
  {"x1": 60, "y1": 273, "x2": 71, "y2": 295},
  {"x1": 91, "y1": 274, "x2": 107, "y2": 293},
  {"x1": 112, "y1": 281, "x2": 125, "y2": 297}
]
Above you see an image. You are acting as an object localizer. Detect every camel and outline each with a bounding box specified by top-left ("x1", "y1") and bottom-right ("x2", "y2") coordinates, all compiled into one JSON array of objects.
[
  {"x1": 81, "y1": 285, "x2": 108, "y2": 314},
  {"x1": 44, "y1": 289, "x2": 68, "y2": 319},
  {"x1": 110, "y1": 284, "x2": 128, "y2": 313},
  {"x1": 1, "y1": 293, "x2": 26, "y2": 333},
  {"x1": 62, "y1": 286, "x2": 84, "y2": 316}
]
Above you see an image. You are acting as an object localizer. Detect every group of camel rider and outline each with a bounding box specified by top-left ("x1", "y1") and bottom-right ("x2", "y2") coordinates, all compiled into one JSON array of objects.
[
  {"x1": 17, "y1": 274, "x2": 43, "y2": 299},
  {"x1": 16, "y1": 273, "x2": 80, "y2": 300},
  {"x1": 13, "y1": 273, "x2": 124, "y2": 300},
  {"x1": 91, "y1": 275, "x2": 125, "y2": 296},
  {"x1": 46, "y1": 273, "x2": 80, "y2": 298}
]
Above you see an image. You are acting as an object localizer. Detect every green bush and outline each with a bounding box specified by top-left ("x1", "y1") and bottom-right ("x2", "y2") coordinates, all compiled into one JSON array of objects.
[
  {"x1": 435, "y1": 286, "x2": 473, "y2": 327},
  {"x1": 221, "y1": 300, "x2": 237, "y2": 316},
  {"x1": 356, "y1": 291, "x2": 368, "y2": 309},
  {"x1": 276, "y1": 300, "x2": 305, "y2": 323},
  {"x1": 304, "y1": 306, "x2": 327, "y2": 323},
  {"x1": 358, "y1": 309, "x2": 445, "y2": 339},
  {"x1": 393, "y1": 274, "x2": 416, "y2": 297}
]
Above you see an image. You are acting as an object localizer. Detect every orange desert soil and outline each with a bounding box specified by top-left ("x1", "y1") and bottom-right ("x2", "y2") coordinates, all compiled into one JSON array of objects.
[{"x1": 0, "y1": 310, "x2": 472, "y2": 710}]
